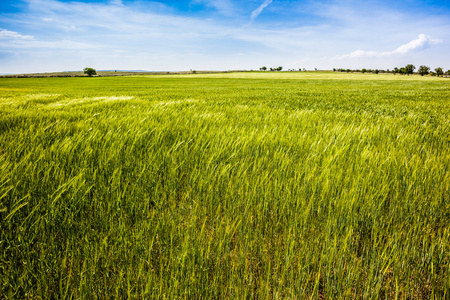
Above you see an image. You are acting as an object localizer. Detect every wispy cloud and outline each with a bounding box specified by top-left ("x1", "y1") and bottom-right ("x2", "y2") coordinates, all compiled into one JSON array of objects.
[
  {"x1": 251, "y1": 0, "x2": 273, "y2": 22},
  {"x1": 193, "y1": 0, "x2": 235, "y2": 16},
  {"x1": 339, "y1": 34, "x2": 443, "y2": 59},
  {"x1": 0, "y1": 37, "x2": 95, "y2": 49},
  {"x1": 0, "y1": 29, "x2": 34, "y2": 40},
  {"x1": 110, "y1": 0, "x2": 123, "y2": 6}
]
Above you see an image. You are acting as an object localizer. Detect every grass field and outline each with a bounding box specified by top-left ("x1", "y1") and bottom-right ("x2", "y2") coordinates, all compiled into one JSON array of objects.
[{"x1": 0, "y1": 72, "x2": 449, "y2": 298}]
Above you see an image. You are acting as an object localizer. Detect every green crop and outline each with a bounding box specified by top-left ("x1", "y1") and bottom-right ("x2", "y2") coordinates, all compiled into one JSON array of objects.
[{"x1": 0, "y1": 72, "x2": 449, "y2": 298}]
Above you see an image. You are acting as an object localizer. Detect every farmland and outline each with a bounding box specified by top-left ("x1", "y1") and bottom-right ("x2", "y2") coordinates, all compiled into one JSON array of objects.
[{"x1": 0, "y1": 72, "x2": 449, "y2": 298}]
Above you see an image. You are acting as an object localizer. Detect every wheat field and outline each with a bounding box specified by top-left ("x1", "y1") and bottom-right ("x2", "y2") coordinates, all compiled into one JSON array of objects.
[{"x1": 1, "y1": 72, "x2": 449, "y2": 298}]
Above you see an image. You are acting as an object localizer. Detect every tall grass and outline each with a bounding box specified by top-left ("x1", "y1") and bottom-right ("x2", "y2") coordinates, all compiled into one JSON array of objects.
[{"x1": 1, "y1": 72, "x2": 449, "y2": 298}]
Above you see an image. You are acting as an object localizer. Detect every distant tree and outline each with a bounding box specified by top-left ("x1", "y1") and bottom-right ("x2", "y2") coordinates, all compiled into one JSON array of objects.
[
  {"x1": 446, "y1": 70, "x2": 450, "y2": 76},
  {"x1": 83, "y1": 67, "x2": 97, "y2": 77},
  {"x1": 392, "y1": 67, "x2": 399, "y2": 75},
  {"x1": 418, "y1": 65, "x2": 430, "y2": 76},
  {"x1": 346, "y1": 69, "x2": 351, "y2": 73},
  {"x1": 333, "y1": 68, "x2": 336, "y2": 72},
  {"x1": 374, "y1": 69, "x2": 379, "y2": 74},
  {"x1": 435, "y1": 67, "x2": 443, "y2": 77},
  {"x1": 361, "y1": 68, "x2": 367, "y2": 74},
  {"x1": 260, "y1": 66, "x2": 267, "y2": 71},
  {"x1": 405, "y1": 64, "x2": 415, "y2": 75}
]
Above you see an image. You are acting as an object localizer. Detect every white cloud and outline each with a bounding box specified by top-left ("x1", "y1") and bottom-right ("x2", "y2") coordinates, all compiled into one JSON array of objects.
[
  {"x1": 393, "y1": 34, "x2": 442, "y2": 54},
  {"x1": 251, "y1": 0, "x2": 273, "y2": 22},
  {"x1": 339, "y1": 34, "x2": 443, "y2": 59}
]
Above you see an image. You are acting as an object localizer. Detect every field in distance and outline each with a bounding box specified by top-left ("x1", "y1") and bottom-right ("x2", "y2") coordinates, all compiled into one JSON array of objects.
[
  {"x1": 0, "y1": 72, "x2": 449, "y2": 298},
  {"x1": 0, "y1": 70, "x2": 232, "y2": 77}
]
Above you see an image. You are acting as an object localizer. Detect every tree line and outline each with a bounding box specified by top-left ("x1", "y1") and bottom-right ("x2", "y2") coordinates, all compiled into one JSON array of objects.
[
  {"x1": 334, "y1": 65, "x2": 450, "y2": 76},
  {"x1": 260, "y1": 66, "x2": 283, "y2": 71}
]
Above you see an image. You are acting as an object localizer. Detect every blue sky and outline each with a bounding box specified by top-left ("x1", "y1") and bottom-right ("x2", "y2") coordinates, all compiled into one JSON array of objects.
[{"x1": 0, "y1": 0, "x2": 449, "y2": 73}]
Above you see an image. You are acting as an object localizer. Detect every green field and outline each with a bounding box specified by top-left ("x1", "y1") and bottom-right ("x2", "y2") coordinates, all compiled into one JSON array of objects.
[{"x1": 1, "y1": 72, "x2": 449, "y2": 298}]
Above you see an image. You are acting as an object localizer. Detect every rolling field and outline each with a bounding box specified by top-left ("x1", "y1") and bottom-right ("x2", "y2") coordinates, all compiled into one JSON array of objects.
[{"x1": 0, "y1": 72, "x2": 449, "y2": 298}]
